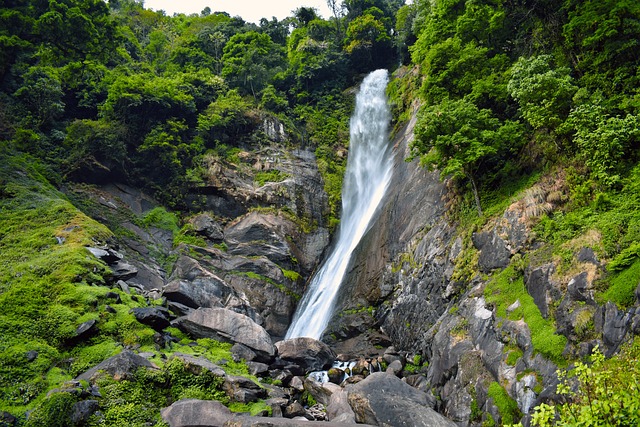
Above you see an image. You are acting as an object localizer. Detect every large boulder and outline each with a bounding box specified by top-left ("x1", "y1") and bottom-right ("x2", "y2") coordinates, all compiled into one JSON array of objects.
[
  {"x1": 172, "y1": 308, "x2": 275, "y2": 361},
  {"x1": 347, "y1": 372, "x2": 457, "y2": 427},
  {"x1": 76, "y1": 350, "x2": 157, "y2": 382},
  {"x1": 472, "y1": 230, "x2": 511, "y2": 273},
  {"x1": 275, "y1": 337, "x2": 335, "y2": 373},
  {"x1": 131, "y1": 307, "x2": 171, "y2": 331},
  {"x1": 164, "y1": 256, "x2": 236, "y2": 309},
  {"x1": 161, "y1": 399, "x2": 232, "y2": 427}
]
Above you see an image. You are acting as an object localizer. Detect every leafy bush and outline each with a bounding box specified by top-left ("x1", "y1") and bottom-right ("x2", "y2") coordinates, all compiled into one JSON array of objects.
[{"x1": 530, "y1": 341, "x2": 640, "y2": 427}]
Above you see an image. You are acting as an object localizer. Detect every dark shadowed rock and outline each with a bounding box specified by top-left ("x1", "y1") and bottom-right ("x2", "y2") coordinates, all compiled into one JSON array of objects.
[
  {"x1": 161, "y1": 399, "x2": 232, "y2": 427},
  {"x1": 472, "y1": 230, "x2": 511, "y2": 273},
  {"x1": 190, "y1": 213, "x2": 224, "y2": 241},
  {"x1": 71, "y1": 400, "x2": 99, "y2": 425},
  {"x1": 0, "y1": 411, "x2": 16, "y2": 426},
  {"x1": 223, "y1": 375, "x2": 266, "y2": 403},
  {"x1": 274, "y1": 337, "x2": 335, "y2": 373},
  {"x1": 598, "y1": 302, "x2": 632, "y2": 356},
  {"x1": 283, "y1": 401, "x2": 306, "y2": 418},
  {"x1": 577, "y1": 247, "x2": 599, "y2": 264},
  {"x1": 172, "y1": 308, "x2": 275, "y2": 361},
  {"x1": 76, "y1": 350, "x2": 157, "y2": 381},
  {"x1": 347, "y1": 372, "x2": 457, "y2": 427},
  {"x1": 109, "y1": 260, "x2": 138, "y2": 281},
  {"x1": 525, "y1": 263, "x2": 555, "y2": 318},
  {"x1": 73, "y1": 319, "x2": 98, "y2": 343},
  {"x1": 131, "y1": 307, "x2": 171, "y2": 331}
]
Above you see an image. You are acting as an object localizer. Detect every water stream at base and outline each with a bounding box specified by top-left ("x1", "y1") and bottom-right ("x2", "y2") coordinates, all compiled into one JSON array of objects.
[{"x1": 285, "y1": 69, "x2": 393, "y2": 340}]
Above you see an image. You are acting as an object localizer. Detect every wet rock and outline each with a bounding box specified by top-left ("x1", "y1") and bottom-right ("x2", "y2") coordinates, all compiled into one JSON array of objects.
[
  {"x1": 76, "y1": 350, "x2": 157, "y2": 381},
  {"x1": 172, "y1": 307, "x2": 275, "y2": 362},
  {"x1": 274, "y1": 337, "x2": 335, "y2": 373},
  {"x1": 347, "y1": 372, "x2": 457, "y2": 426},
  {"x1": 130, "y1": 306, "x2": 171, "y2": 331},
  {"x1": 161, "y1": 399, "x2": 232, "y2": 427},
  {"x1": 327, "y1": 367, "x2": 345, "y2": 385}
]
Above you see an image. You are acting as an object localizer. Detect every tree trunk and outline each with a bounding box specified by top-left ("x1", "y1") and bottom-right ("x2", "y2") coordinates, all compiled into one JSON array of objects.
[{"x1": 469, "y1": 174, "x2": 483, "y2": 217}]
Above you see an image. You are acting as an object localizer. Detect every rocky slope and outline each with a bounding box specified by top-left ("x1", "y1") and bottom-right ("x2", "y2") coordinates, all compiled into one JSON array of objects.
[{"x1": 323, "y1": 106, "x2": 640, "y2": 426}]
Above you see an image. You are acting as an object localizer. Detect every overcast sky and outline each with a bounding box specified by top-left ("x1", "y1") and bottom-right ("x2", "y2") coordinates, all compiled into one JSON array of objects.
[{"x1": 143, "y1": 0, "x2": 334, "y2": 23}]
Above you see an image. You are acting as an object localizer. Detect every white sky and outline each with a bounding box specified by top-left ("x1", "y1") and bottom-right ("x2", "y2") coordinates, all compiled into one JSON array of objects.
[{"x1": 143, "y1": 0, "x2": 334, "y2": 23}]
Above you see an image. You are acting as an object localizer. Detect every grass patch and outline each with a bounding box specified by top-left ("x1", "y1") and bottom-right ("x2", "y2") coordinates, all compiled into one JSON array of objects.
[
  {"x1": 600, "y1": 259, "x2": 640, "y2": 308},
  {"x1": 484, "y1": 265, "x2": 567, "y2": 365},
  {"x1": 254, "y1": 169, "x2": 289, "y2": 187},
  {"x1": 487, "y1": 382, "x2": 521, "y2": 425}
]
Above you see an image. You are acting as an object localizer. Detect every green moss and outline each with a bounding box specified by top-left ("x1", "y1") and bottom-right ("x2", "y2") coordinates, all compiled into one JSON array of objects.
[
  {"x1": 254, "y1": 170, "x2": 289, "y2": 187},
  {"x1": 229, "y1": 401, "x2": 272, "y2": 416},
  {"x1": 232, "y1": 270, "x2": 301, "y2": 301},
  {"x1": 142, "y1": 207, "x2": 180, "y2": 233},
  {"x1": 282, "y1": 268, "x2": 301, "y2": 282},
  {"x1": 487, "y1": 382, "x2": 521, "y2": 425},
  {"x1": 600, "y1": 259, "x2": 640, "y2": 308},
  {"x1": 23, "y1": 392, "x2": 76, "y2": 427},
  {"x1": 506, "y1": 348, "x2": 523, "y2": 366},
  {"x1": 484, "y1": 264, "x2": 567, "y2": 364}
]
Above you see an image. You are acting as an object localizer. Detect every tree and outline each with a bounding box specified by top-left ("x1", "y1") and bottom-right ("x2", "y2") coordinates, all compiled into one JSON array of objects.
[
  {"x1": 221, "y1": 31, "x2": 285, "y2": 99},
  {"x1": 508, "y1": 55, "x2": 577, "y2": 131},
  {"x1": 344, "y1": 13, "x2": 393, "y2": 72},
  {"x1": 412, "y1": 98, "x2": 523, "y2": 216},
  {"x1": 13, "y1": 66, "x2": 65, "y2": 128}
]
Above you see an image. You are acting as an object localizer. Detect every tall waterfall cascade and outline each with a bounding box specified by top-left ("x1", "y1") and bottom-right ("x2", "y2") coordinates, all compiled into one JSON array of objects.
[{"x1": 286, "y1": 69, "x2": 394, "y2": 339}]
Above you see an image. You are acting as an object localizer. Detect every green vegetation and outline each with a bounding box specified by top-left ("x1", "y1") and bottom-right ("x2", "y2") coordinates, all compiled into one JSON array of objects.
[
  {"x1": 529, "y1": 341, "x2": 640, "y2": 427},
  {"x1": 484, "y1": 265, "x2": 567, "y2": 365},
  {"x1": 2, "y1": 0, "x2": 640, "y2": 425},
  {"x1": 488, "y1": 382, "x2": 521, "y2": 425},
  {"x1": 254, "y1": 170, "x2": 289, "y2": 187}
]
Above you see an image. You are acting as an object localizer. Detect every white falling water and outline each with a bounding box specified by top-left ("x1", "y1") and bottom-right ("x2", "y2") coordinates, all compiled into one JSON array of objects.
[{"x1": 286, "y1": 69, "x2": 393, "y2": 339}]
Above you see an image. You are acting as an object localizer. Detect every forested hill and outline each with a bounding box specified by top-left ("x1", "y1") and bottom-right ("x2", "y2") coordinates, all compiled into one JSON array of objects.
[{"x1": 1, "y1": 0, "x2": 640, "y2": 426}]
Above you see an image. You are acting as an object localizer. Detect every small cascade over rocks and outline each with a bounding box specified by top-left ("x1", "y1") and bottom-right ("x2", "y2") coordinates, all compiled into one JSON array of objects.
[{"x1": 286, "y1": 69, "x2": 394, "y2": 340}]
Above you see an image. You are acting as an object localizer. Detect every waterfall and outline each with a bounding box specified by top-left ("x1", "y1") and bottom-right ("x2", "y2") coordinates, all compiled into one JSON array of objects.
[{"x1": 286, "y1": 69, "x2": 393, "y2": 339}]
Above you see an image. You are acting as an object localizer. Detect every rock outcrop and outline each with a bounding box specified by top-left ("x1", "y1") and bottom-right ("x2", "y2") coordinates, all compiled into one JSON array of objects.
[
  {"x1": 173, "y1": 307, "x2": 276, "y2": 361},
  {"x1": 347, "y1": 372, "x2": 457, "y2": 426}
]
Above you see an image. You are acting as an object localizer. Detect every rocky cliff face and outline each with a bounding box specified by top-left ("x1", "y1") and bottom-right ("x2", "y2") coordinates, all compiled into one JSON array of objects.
[{"x1": 322, "y1": 106, "x2": 640, "y2": 426}]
